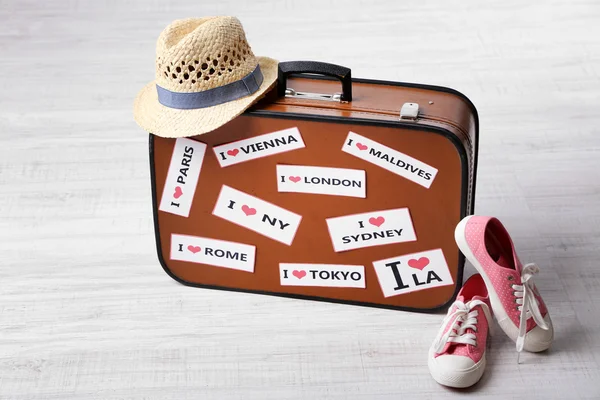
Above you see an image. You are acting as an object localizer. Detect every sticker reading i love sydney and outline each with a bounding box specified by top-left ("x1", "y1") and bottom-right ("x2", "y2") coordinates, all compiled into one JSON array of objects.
[
  {"x1": 170, "y1": 234, "x2": 256, "y2": 272},
  {"x1": 326, "y1": 207, "x2": 417, "y2": 252},
  {"x1": 213, "y1": 185, "x2": 302, "y2": 245},
  {"x1": 276, "y1": 165, "x2": 366, "y2": 198},
  {"x1": 279, "y1": 264, "x2": 366, "y2": 288},
  {"x1": 159, "y1": 138, "x2": 207, "y2": 217},
  {"x1": 373, "y1": 249, "x2": 454, "y2": 297},
  {"x1": 342, "y1": 131, "x2": 438, "y2": 189},
  {"x1": 212, "y1": 127, "x2": 305, "y2": 167}
]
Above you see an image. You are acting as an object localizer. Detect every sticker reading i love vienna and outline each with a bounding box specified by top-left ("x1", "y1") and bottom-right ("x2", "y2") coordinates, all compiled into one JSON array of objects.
[
  {"x1": 326, "y1": 207, "x2": 417, "y2": 252},
  {"x1": 213, "y1": 185, "x2": 302, "y2": 245},
  {"x1": 212, "y1": 127, "x2": 305, "y2": 167},
  {"x1": 342, "y1": 131, "x2": 438, "y2": 188}
]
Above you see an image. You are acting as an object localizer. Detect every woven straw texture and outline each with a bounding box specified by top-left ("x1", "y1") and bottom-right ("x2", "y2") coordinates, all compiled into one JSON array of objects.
[{"x1": 133, "y1": 17, "x2": 278, "y2": 138}]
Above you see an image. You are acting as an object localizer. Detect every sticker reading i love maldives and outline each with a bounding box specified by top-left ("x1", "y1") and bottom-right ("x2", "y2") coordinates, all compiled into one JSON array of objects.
[
  {"x1": 372, "y1": 249, "x2": 453, "y2": 297},
  {"x1": 159, "y1": 138, "x2": 207, "y2": 217},
  {"x1": 276, "y1": 165, "x2": 366, "y2": 198},
  {"x1": 279, "y1": 264, "x2": 366, "y2": 288},
  {"x1": 170, "y1": 234, "x2": 256, "y2": 272},
  {"x1": 212, "y1": 127, "x2": 305, "y2": 167},
  {"x1": 342, "y1": 131, "x2": 438, "y2": 189},
  {"x1": 326, "y1": 207, "x2": 417, "y2": 252},
  {"x1": 212, "y1": 185, "x2": 302, "y2": 245}
]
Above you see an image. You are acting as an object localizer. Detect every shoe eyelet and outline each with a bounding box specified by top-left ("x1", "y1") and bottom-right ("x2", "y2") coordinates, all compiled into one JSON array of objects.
[{"x1": 507, "y1": 276, "x2": 514, "y2": 281}]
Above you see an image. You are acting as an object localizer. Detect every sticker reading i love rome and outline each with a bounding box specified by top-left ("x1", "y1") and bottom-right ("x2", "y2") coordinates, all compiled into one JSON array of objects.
[
  {"x1": 279, "y1": 264, "x2": 366, "y2": 288},
  {"x1": 326, "y1": 207, "x2": 417, "y2": 252},
  {"x1": 372, "y1": 249, "x2": 453, "y2": 297},
  {"x1": 277, "y1": 165, "x2": 366, "y2": 198},
  {"x1": 170, "y1": 234, "x2": 256, "y2": 272},
  {"x1": 213, "y1": 185, "x2": 302, "y2": 245},
  {"x1": 159, "y1": 138, "x2": 207, "y2": 217},
  {"x1": 342, "y1": 131, "x2": 438, "y2": 189},
  {"x1": 212, "y1": 127, "x2": 305, "y2": 167}
]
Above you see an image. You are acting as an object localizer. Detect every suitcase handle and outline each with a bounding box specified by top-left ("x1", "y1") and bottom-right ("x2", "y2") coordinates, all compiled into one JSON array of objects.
[{"x1": 277, "y1": 61, "x2": 352, "y2": 102}]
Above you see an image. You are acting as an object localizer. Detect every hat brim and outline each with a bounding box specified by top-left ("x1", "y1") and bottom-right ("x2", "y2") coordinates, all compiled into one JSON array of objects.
[{"x1": 133, "y1": 57, "x2": 278, "y2": 138}]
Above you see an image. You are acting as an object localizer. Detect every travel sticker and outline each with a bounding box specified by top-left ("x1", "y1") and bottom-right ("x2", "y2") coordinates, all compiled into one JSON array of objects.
[
  {"x1": 276, "y1": 165, "x2": 366, "y2": 198},
  {"x1": 170, "y1": 234, "x2": 256, "y2": 272},
  {"x1": 279, "y1": 263, "x2": 366, "y2": 288},
  {"x1": 212, "y1": 127, "x2": 305, "y2": 167},
  {"x1": 372, "y1": 249, "x2": 453, "y2": 297},
  {"x1": 326, "y1": 207, "x2": 417, "y2": 252},
  {"x1": 212, "y1": 185, "x2": 302, "y2": 245},
  {"x1": 341, "y1": 131, "x2": 438, "y2": 189},
  {"x1": 159, "y1": 138, "x2": 207, "y2": 217}
]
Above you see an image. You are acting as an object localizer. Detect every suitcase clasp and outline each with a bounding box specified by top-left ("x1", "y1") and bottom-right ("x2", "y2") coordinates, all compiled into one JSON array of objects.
[{"x1": 400, "y1": 102, "x2": 420, "y2": 120}]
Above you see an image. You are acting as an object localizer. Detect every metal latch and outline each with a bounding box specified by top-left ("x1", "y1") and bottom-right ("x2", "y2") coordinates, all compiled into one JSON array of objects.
[
  {"x1": 400, "y1": 102, "x2": 419, "y2": 120},
  {"x1": 285, "y1": 88, "x2": 343, "y2": 102}
]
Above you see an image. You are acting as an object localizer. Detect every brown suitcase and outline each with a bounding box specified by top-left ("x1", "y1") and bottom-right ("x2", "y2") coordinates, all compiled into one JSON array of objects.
[{"x1": 149, "y1": 61, "x2": 479, "y2": 312}]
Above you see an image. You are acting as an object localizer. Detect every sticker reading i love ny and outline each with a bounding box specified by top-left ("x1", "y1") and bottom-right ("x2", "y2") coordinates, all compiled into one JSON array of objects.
[
  {"x1": 326, "y1": 207, "x2": 417, "y2": 252},
  {"x1": 212, "y1": 185, "x2": 302, "y2": 245},
  {"x1": 170, "y1": 234, "x2": 256, "y2": 272},
  {"x1": 159, "y1": 138, "x2": 207, "y2": 217},
  {"x1": 212, "y1": 127, "x2": 305, "y2": 167},
  {"x1": 342, "y1": 131, "x2": 438, "y2": 189},
  {"x1": 277, "y1": 165, "x2": 366, "y2": 198},
  {"x1": 279, "y1": 263, "x2": 366, "y2": 288},
  {"x1": 372, "y1": 249, "x2": 454, "y2": 297}
]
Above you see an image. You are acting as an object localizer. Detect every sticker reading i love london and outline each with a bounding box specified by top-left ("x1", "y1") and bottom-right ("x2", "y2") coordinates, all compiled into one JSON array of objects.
[
  {"x1": 276, "y1": 164, "x2": 366, "y2": 198},
  {"x1": 212, "y1": 127, "x2": 305, "y2": 167},
  {"x1": 159, "y1": 138, "x2": 207, "y2": 217},
  {"x1": 326, "y1": 207, "x2": 417, "y2": 252},
  {"x1": 212, "y1": 185, "x2": 302, "y2": 245},
  {"x1": 341, "y1": 131, "x2": 438, "y2": 189}
]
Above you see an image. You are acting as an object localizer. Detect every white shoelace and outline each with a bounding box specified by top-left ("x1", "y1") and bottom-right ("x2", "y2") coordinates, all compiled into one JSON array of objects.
[
  {"x1": 513, "y1": 263, "x2": 550, "y2": 363},
  {"x1": 432, "y1": 300, "x2": 493, "y2": 354}
]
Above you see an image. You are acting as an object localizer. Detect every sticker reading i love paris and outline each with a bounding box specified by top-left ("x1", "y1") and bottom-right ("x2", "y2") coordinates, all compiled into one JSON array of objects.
[
  {"x1": 213, "y1": 185, "x2": 302, "y2": 246},
  {"x1": 276, "y1": 165, "x2": 366, "y2": 198},
  {"x1": 372, "y1": 248, "x2": 453, "y2": 297},
  {"x1": 171, "y1": 234, "x2": 256, "y2": 272},
  {"x1": 159, "y1": 138, "x2": 207, "y2": 217},
  {"x1": 279, "y1": 264, "x2": 366, "y2": 288},
  {"x1": 212, "y1": 127, "x2": 305, "y2": 167},
  {"x1": 326, "y1": 207, "x2": 417, "y2": 252},
  {"x1": 342, "y1": 131, "x2": 438, "y2": 189}
]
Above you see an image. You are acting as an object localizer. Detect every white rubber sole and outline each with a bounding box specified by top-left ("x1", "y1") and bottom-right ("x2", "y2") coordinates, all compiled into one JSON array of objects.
[
  {"x1": 454, "y1": 216, "x2": 553, "y2": 353},
  {"x1": 428, "y1": 348, "x2": 486, "y2": 388}
]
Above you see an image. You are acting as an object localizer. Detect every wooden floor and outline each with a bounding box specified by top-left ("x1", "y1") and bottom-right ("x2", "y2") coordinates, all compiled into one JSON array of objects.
[{"x1": 1, "y1": 1, "x2": 599, "y2": 398}]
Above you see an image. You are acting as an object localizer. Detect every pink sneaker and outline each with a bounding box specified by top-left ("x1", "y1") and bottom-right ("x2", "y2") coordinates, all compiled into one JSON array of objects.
[
  {"x1": 454, "y1": 216, "x2": 553, "y2": 360},
  {"x1": 428, "y1": 274, "x2": 492, "y2": 388}
]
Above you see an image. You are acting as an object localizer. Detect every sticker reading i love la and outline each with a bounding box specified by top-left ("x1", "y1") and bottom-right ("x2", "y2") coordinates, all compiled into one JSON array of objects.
[
  {"x1": 326, "y1": 207, "x2": 417, "y2": 252},
  {"x1": 212, "y1": 185, "x2": 302, "y2": 245},
  {"x1": 170, "y1": 234, "x2": 256, "y2": 272},
  {"x1": 342, "y1": 131, "x2": 438, "y2": 189},
  {"x1": 212, "y1": 127, "x2": 305, "y2": 167},
  {"x1": 159, "y1": 138, "x2": 207, "y2": 217}
]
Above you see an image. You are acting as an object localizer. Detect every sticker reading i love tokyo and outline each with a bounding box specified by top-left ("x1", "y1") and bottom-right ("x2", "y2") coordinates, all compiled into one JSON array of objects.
[
  {"x1": 277, "y1": 165, "x2": 366, "y2": 198},
  {"x1": 279, "y1": 264, "x2": 366, "y2": 288},
  {"x1": 326, "y1": 207, "x2": 417, "y2": 252},
  {"x1": 212, "y1": 127, "x2": 305, "y2": 167},
  {"x1": 213, "y1": 185, "x2": 302, "y2": 245},
  {"x1": 159, "y1": 138, "x2": 207, "y2": 217},
  {"x1": 342, "y1": 131, "x2": 438, "y2": 189},
  {"x1": 372, "y1": 249, "x2": 453, "y2": 297},
  {"x1": 170, "y1": 234, "x2": 256, "y2": 272}
]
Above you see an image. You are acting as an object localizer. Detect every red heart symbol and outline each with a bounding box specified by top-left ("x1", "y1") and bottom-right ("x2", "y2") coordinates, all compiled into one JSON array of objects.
[
  {"x1": 289, "y1": 176, "x2": 301, "y2": 183},
  {"x1": 227, "y1": 149, "x2": 239, "y2": 157},
  {"x1": 187, "y1": 245, "x2": 201, "y2": 254},
  {"x1": 408, "y1": 257, "x2": 430, "y2": 270},
  {"x1": 369, "y1": 216, "x2": 385, "y2": 227},
  {"x1": 292, "y1": 270, "x2": 306, "y2": 279},
  {"x1": 241, "y1": 205, "x2": 257, "y2": 216},
  {"x1": 173, "y1": 186, "x2": 183, "y2": 199},
  {"x1": 356, "y1": 143, "x2": 368, "y2": 151}
]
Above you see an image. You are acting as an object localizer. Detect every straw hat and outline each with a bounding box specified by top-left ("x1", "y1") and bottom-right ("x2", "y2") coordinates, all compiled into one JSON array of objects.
[{"x1": 133, "y1": 17, "x2": 278, "y2": 138}]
